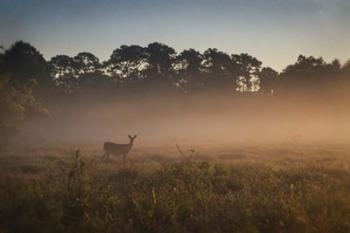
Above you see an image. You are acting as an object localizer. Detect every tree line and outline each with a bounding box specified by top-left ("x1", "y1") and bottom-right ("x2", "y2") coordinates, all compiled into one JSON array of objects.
[
  {"x1": 1, "y1": 40, "x2": 350, "y2": 146},
  {"x1": 1, "y1": 41, "x2": 350, "y2": 100}
]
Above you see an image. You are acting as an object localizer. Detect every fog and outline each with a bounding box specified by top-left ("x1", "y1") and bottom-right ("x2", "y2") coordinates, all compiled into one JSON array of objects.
[{"x1": 17, "y1": 90, "x2": 350, "y2": 148}]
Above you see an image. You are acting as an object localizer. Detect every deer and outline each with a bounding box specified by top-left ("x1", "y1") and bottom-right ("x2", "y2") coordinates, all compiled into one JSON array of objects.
[{"x1": 102, "y1": 135, "x2": 137, "y2": 161}]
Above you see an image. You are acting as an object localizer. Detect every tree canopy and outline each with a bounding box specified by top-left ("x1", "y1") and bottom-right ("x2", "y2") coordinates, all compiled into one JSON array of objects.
[
  {"x1": 1, "y1": 40, "x2": 349, "y2": 99},
  {"x1": 1, "y1": 40, "x2": 350, "y2": 144}
]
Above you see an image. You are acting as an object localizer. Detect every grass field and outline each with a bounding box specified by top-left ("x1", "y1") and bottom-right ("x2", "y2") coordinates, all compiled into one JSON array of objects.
[{"x1": 0, "y1": 143, "x2": 350, "y2": 233}]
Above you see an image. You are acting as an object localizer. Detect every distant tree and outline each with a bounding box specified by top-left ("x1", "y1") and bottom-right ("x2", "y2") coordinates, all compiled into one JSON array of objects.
[
  {"x1": 175, "y1": 49, "x2": 204, "y2": 92},
  {"x1": 281, "y1": 55, "x2": 325, "y2": 79},
  {"x1": 49, "y1": 52, "x2": 112, "y2": 96},
  {"x1": 144, "y1": 43, "x2": 177, "y2": 92},
  {"x1": 73, "y1": 52, "x2": 117, "y2": 96},
  {"x1": 49, "y1": 55, "x2": 77, "y2": 78},
  {"x1": 49, "y1": 55, "x2": 79, "y2": 93},
  {"x1": 2, "y1": 41, "x2": 50, "y2": 85},
  {"x1": 279, "y1": 55, "x2": 341, "y2": 93},
  {"x1": 258, "y1": 67, "x2": 279, "y2": 94},
  {"x1": 231, "y1": 53, "x2": 262, "y2": 92},
  {"x1": 341, "y1": 60, "x2": 350, "y2": 83},
  {"x1": 73, "y1": 52, "x2": 100, "y2": 74},
  {"x1": 324, "y1": 59, "x2": 342, "y2": 81},
  {"x1": 330, "y1": 59, "x2": 342, "y2": 73},
  {"x1": 108, "y1": 45, "x2": 148, "y2": 90},
  {"x1": 335, "y1": 60, "x2": 350, "y2": 94},
  {"x1": 202, "y1": 48, "x2": 234, "y2": 92},
  {"x1": 342, "y1": 60, "x2": 350, "y2": 73}
]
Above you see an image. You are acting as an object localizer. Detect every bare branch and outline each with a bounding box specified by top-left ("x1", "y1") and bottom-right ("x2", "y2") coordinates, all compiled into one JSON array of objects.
[{"x1": 176, "y1": 144, "x2": 186, "y2": 158}]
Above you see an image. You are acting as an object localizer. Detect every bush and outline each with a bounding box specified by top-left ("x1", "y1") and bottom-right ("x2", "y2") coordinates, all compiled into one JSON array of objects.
[{"x1": 0, "y1": 75, "x2": 48, "y2": 148}]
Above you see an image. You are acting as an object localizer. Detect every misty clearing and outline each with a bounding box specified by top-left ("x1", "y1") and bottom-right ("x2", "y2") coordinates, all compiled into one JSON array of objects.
[{"x1": 2, "y1": 4, "x2": 350, "y2": 230}]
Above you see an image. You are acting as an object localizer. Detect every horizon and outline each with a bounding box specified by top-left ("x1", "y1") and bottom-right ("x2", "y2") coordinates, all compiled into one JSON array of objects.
[
  {"x1": 1, "y1": 0, "x2": 350, "y2": 71},
  {"x1": 3, "y1": 39, "x2": 350, "y2": 73}
]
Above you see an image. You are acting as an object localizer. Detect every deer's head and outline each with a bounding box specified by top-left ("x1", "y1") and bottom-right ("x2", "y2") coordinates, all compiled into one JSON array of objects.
[{"x1": 128, "y1": 134, "x2": 137, "y2": 144}]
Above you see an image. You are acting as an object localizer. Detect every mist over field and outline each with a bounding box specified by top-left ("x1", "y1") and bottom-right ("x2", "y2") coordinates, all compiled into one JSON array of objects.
[
  {"x1": 18, "y1": 92, "x2": 350, "y2": 147},
  {"x1": 2, "y1": 49, "x2": 350, "y2": 233},
  {"x1": 2, "y1": 0, "x2": 350, "y2": 231}
]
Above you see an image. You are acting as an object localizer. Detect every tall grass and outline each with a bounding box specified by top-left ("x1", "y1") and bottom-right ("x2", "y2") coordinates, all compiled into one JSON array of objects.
[{"x1": 0, "y1": 147, "x2": 350, "y2": 233}]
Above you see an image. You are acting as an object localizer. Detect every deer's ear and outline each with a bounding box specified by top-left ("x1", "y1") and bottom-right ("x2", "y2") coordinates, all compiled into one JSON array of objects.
[
  {"x1": 128, "y1": 135, "x2": 132, "y2": 139},
  {"x1": 133, "y1": 135, "x2": 137, "y2": 139}
]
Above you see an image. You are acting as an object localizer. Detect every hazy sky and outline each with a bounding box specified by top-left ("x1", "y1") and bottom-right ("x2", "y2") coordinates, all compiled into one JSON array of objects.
[{"x1": 1, "y1": 0, "x2": 349, "y2": 70}]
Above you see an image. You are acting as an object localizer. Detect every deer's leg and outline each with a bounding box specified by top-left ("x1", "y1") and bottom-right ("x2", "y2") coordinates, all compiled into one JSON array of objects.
[
  {"x1": 102, "y1": 152, "x2": 109, "y2": 160},
  {"x1": 122, "y1": 154, "x2": 126, "y2": 165}
]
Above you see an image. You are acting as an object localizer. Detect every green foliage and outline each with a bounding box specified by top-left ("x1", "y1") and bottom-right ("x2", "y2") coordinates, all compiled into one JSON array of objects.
[{"x1": 0, "y1": 75, "x2": 48, "y2": 147}]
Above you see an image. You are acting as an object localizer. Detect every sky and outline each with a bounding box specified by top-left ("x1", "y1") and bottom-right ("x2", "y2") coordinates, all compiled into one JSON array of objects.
[{"x1": 0, "y1": 0, "x2": 349, "y2": 71}]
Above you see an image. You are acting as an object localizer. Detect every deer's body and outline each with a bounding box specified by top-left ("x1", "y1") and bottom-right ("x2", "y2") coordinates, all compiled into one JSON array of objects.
[
  {"x1": 103, "y1": 142, "x2": 132, "y2": 156},
  {"x1": 102, "y1": 135, "x2": 137, "y2": 161}
]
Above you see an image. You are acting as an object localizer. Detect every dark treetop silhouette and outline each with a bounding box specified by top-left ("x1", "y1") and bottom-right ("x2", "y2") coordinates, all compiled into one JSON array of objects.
[
  {"x1": 1, "y1": 41, "x2": 349, "y2": 100},
  {"x1": 1, "y1": 41, "x2": 350, "y2": 145}
]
